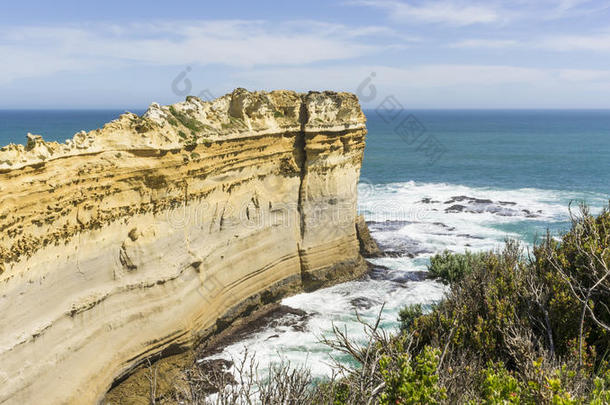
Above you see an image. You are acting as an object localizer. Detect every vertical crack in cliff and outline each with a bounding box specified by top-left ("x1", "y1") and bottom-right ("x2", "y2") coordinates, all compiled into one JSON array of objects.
[{"x1": 295, "y1": 96, "x2": 309, "y2": 279}]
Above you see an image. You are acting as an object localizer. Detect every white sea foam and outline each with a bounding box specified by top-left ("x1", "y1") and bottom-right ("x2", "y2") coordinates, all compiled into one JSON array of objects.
[
  {"x1": 206, "y1": 278, "x2": 446, "y2": 378},
  {"x1": 202, "y1": 181, "x2": 609, "y2": 379},
  {"x1": 357, "y1": 180, "x2": 605, "y2": 222},
  {"x1": 360, "y1": 181, "x2": 608, "y2": 254}
]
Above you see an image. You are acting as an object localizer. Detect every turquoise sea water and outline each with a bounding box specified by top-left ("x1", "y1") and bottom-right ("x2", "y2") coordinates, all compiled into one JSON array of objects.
[
  {"x1": 363, "y1": 109, "x2": 610, "y2": 195},
  {"x1": 0, "y1": 110, "x2": 143, "y2": 146},
  {"x1": 1, "y1": 109, "x2": 609, "y2": 377},
  {"x1": 360, "y1": 109, "x2": 610, "y2": 246}
]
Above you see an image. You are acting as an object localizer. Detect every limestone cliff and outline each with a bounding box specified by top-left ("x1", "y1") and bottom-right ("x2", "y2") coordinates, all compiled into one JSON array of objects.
[{"x1": 0, "y1": 89, "x2": 368, "y2": 404}]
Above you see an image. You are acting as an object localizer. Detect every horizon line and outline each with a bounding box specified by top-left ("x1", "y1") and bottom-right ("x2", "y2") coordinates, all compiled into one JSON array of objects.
[{"x1": 2, "y1": 107, "x2": 610, "y2": 112}]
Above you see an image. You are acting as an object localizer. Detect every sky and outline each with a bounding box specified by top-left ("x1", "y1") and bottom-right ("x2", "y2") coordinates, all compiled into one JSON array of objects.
[{"x1": 2, "y1": 0, "x2": 610, "y2": 109}]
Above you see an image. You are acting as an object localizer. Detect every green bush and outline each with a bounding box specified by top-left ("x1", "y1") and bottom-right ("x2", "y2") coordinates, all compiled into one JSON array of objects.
[
  {"x1": 169, "y1": 106, "x2": 204, "y2": 133},
  {"x1": 411, "y1": 241, "x2": 529, "y2": 362},
  {"x1": 591, "y1": 371, "x2": 610, "y2": 405},
  {"x1": 428, "y1": 249, "x2": 488, "y2": 284},
  {"x1": 534, "y1": 205, "x2": 610, "y2": 357},
  {"x1": 477, "y1": 362, "x2": 522, "y2": 404},
  {"x1": 167, "y1": 116, "x2": 178, "y2": 126},
  {"x1": 399, "y1": 303, "x2": 424, "y2": 333},
  {"x1": 379, "y1": 346, "x2": 446, "y2": 405},
  {"x1": 397, "y1": 204, "x2": 610, "y2": 403}
]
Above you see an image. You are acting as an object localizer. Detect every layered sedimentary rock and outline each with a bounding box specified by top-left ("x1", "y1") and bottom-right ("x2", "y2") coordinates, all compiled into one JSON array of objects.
[{"x1": 0, "y1": 89, "x2": 368, "y2": 404}]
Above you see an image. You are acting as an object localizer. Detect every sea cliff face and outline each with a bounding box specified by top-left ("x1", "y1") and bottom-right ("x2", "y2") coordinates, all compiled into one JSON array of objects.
[{"x1": 0, "y1": 89, "x2": 368, "y2": 404}]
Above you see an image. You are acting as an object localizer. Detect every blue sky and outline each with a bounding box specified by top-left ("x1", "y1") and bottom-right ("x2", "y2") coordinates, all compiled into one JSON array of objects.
[{"x1": 2, "y1": 0, "x2": 610, "y2": 109}]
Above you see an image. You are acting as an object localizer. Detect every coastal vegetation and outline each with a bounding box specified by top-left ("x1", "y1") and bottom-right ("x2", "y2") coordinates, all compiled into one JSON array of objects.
[
  {"x1": 165, "y1": 204, "x2": 610, "y2": 404},
  {"x1": 169, "y1": 105, "x2": 205, "y2": 134}
]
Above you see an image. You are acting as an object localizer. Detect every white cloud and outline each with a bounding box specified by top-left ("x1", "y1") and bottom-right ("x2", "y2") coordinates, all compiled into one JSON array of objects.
[
  {"x1": 539, "y1": 34, "x2": 610, "y2": 51},
  {"x1": 232, "y1": 64, "x2": 544, "y2": 94},
  {"x1": 380, "y1": 64, "x2": 548, "y2": 86},
  {"x1": 225, "y1": 63, "x2": 610, "y2": 108},
  {"x1": 449, "y1": 31, "x2": 610, "y2": 53},
  {"x1": 558, "y1": 68, "x2": 610, "y2": 81},
  {"x1": 0, "y1": 20, "x2": 396, "y2": 84},
  {"x1": 347, "y1": 0, "x2": 610, "y2": 26},
  {"x1": 346, "y1": 0, "x2": 501, "y2": 26},
  {"x1": 546, "y1": 0, "x2": 610, "y2": 19},
  {"x1": 232, "y1": 64, "x2": 610, "y2": 97},
  {"x1": 451, "y1": 39, "x2": 519, "y2": 48},
  {"x1": 3, "y1": 9, "x2": 610, "y2": 108}
]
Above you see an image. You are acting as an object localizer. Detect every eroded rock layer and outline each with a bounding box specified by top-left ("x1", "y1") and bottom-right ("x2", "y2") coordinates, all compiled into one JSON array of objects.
[{"x1": 0, "y1": 89, "x2": 368, "y2": 404}]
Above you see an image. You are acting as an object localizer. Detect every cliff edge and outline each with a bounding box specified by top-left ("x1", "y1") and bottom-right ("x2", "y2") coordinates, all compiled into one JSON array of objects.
[{"x1": 0, "y1": 89, "x2": 368, "y2": 404}]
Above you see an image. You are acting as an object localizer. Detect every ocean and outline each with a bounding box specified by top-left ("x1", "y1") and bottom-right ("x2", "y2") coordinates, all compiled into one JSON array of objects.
[{"x1": 2, "y1": 109, "x2": 609, "y2": 377}]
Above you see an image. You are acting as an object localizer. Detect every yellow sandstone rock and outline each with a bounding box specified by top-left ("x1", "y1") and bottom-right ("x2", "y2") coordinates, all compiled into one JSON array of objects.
[{"x1": 0, "y1": 89, "x2": 368, "y2": 404}]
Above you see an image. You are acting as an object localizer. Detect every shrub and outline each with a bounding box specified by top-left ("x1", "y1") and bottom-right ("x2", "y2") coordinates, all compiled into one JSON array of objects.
[
  {"x1": 591, "y1": 371, "x2": 610, "y2": 405},
  {"x1": 428, "y1": 250, "x2": 488, "y2": 284},
  {"x1": 379, "y1": 346, "x2": 446, "y2": 405},
  {"x1": 169, "y1": 106, "x2": 204, "y2": 133},
  {"x1": 411, "y1": 241, "x2": 529, "y2": 364},
  {"x1": 477, "y1": 362, "x2": 522, "y2": 404},
  {"x1": 534, "y1": 204, "x2": 610, "y2": 361},
  {"x1": 404, "y1": 204, "x2": 610, "y2": 403},
  {"x1": 399, "y1": 303, "x2": 423, "y2": 333},
  {"x1": 167, "y1": 116, "x2": 178, "y2": 127}
]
